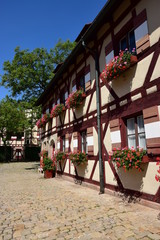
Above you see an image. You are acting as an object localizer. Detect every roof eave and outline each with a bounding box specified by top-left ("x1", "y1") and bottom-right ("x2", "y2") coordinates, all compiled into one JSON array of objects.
[{"x1": 36, "y1": 0, "x2": 122, "y2": 106}]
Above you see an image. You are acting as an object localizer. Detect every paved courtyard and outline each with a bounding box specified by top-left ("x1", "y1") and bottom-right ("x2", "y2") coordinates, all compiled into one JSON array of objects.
[{"x1": 0, "y1": 162, "x2": 160, "y2": 240}]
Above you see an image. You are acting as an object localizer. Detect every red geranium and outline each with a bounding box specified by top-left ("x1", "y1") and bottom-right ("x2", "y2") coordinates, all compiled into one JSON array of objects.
[
  {"x1": 66, "y1": 88, "x2": 86, "y2": 109},
  {"x1": 109, "y1": 147, "x2": 147, "y2": 172},
  {"x1": 100, "y1": 50, "x2": 136, "y2": 83},
  {"x1": 50, "y1": 104, "x2": 65, "y2": 118},
  {"x1": 155, "y1": 158, "x2": 160, "y2": 182}
]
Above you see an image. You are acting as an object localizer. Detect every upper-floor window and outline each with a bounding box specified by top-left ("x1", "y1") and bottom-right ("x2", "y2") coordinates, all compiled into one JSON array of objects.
[
  {"x1": 65, "y1": 91, "x2": 68, "y2": 102},
  {"x1": 57, "y1": 98, "x2": 60, "y2": 105},
  {"x1": 127, "y1": 115, "x2": 146, "y2": 150},
  {"x1": 79, "y1": 76, "x2": 85, "y2": 92},
  {"x1": 60, "y1": 93, "x2": 65, "y2": 105},
  {"x1": 72, "y1": 79, "x2": 76, "y2": 92},
  {"x1": 119, "y1": 29, "x2": 136, "y2": 52},
  {"x1": 105, "y1": 50, "x2": 114, "y2": 64},
  {"x1": 48, "y1": 119, "x2": 52, "y2": 132}
]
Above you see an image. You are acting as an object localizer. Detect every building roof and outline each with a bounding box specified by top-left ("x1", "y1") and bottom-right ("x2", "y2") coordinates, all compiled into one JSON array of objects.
[
  {"x1": 75, "y1": 23, "x2": 92, "y2": 43},
  {"x1": 53, "y1": 62, "x2": 63, "y2": 74},
  {"x1": 36, "y1": 0, "x2": 122, "y2": 106}
]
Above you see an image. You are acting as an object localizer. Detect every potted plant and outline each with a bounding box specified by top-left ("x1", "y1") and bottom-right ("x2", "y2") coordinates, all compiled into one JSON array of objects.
[
  {"x1": 69, "y1": 151, "x2": 88, "y2": 166},
  {"x1": 50, "y1": 104, "x2": 65, "y2": 118},
  {"x1": 43, "y1": 157, "x2": 56, "y2": 178},
  {"x1": 40, "y1": 150, "x2": 48, "y2": 158},
  {"x1": 100, "y1": 49, "x2": 137, "y2": 83},
  {"x1": 66, "y1": 88, "x2": 86, "y2": 109},
  {"x1": 109, "y1": 147, "x2": 147, "y2": 172},
  {"x1": 39, "y1": 150, "x2": 48, "y2": 170}
]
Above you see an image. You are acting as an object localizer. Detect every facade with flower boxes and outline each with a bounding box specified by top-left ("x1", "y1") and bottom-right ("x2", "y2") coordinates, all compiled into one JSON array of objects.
[{"x1": 36, "y1": 0, "x2": 160, "y2": 203}]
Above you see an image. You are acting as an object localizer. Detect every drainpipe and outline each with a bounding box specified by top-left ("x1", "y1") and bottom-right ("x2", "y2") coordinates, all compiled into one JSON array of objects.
[{"x1": 82, "y1": 40, "x2": 104, "y2": 194}]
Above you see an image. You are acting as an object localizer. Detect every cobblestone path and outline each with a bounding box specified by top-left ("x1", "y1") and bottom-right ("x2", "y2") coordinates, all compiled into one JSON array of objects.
[{"x1": 0, "y1": 162, "x2": 160, "y2": 240}]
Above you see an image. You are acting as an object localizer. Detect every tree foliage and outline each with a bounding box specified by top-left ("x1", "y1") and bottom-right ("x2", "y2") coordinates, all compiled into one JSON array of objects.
[
  {"x1": 0, "y1": 98, "x2": 41, "y2": 145},
  {"x1": 0, "y1": 97, "x2": 26, "y2": 144},
  {"x1": 1, "y1": 39, "x2": 76, "y2": 103}
]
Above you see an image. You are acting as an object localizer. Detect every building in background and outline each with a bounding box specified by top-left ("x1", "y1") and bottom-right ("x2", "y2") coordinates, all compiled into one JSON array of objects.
[{"x1": 0, "y1": 110, "x2": 40, "y2": 161}]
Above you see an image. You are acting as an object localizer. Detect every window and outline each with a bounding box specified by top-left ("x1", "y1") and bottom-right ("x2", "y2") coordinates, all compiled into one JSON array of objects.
[
  {"x1": 81, "y1": 131, "x2": 87, "y2": 153},
  {"x1": 127, "y1": 115, "x2": 146, "y2": 149},
  {"x1": 119, "y1": 29, "x2": 136, "y2": 52},
  {"x1": 60, "y1": 90, "x2": 65, "y2": 105},
  {"x1": 62, "y1": 94, "x2": 65, "y2": 105},
  {"x1": 79, "y1": 76, "x2": 85, "y2": 91},
  {"x1": 46, "y1": 108, "x2": 49, "y2": 114},
  {"x1": 65, "y1": 91, "x2": 68, "y2": 101},
  {"x1": 42, "y1": 125, "x2": 45, "y2": 136},
  {"x1": 72, "y1": 79, "x2": 76, "y2": 92},
  {"x1": 105, "y1": 50, "x2": 114, "y2": 64},
  {"x1": 135, "y1": 21, "x2": 148, "y2": 42},
  {"x1": 48, "y1": 119, "x2": 52, "y2": 132},
  {"x1": 62, "y1": 136, "x2": 65, "y2": 152}
]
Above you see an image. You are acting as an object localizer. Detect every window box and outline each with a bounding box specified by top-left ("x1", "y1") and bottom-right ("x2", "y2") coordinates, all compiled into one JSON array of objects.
[
  {"x1": 42, "y1": 113, "x2": 50, "y2": 124},
  {"x1": 36, "y1": 113, "x2": 51, "y2": 129},
  {"x1": 100, "y1": 50, "x2": 137, "y2": 83},
  {"x1": 142, "y1": 155, "x2": 149, "y2": 163},
  {"x1": 66, "y1": 89, "x2": 86, "y2": 109},
  {"x1": 50, "y1": 104, "x2": 65, "y2": 118},
  {"x1": 69, "y1": 151, "x2": 88, "y2": 166},
  {"x1": 130, "y1": 55, "x2": 137, "y2": 65},
  {"x1": 109, "y1": 147, "x2": 147, "y2": 172},
  {"x1": 55, "y1": 151, "x2": 67, "y2": 162},
  {"x1": 36, "y1": 119, "x2": 43, "y2": 129}
]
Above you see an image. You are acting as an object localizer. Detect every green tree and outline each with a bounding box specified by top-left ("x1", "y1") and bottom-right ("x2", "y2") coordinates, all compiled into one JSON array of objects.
[
  {"x1": 1, "y1": 39, "x2": 76, "y2": 103},
  {"x1": 0, "y1": 97, "x2": 26, "y2": 142},
  {"x1": 0, "y1": 97, "x2": 27, "y2": 160}
]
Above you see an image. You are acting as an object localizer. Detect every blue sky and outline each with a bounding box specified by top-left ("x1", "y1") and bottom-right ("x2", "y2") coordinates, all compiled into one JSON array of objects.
[{"x1": 0, "y1": 0, "x2": 107, "y2": 101}]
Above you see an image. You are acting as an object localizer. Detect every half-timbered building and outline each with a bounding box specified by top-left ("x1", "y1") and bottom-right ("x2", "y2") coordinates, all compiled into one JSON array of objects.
[{"x1": 36, "y1": 0, "x2": 160, "y2": 203}]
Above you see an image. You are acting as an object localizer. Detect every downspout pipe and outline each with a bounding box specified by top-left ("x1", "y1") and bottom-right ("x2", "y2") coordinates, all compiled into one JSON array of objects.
[{"x1": 82, "y1": 40, "x2": 104, "y2": 194}]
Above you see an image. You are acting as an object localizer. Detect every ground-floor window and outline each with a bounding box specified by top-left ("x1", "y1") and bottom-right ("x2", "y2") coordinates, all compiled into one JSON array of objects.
[
  {"x1": 62, "y1": 136, "x2": 65, "y2": 152},
  {"x1": 81, "y1": 131, "x2": 87, "y2": 153},
  {"x1": 127, "y1": 115, "x2": 146, "y2": 149}
]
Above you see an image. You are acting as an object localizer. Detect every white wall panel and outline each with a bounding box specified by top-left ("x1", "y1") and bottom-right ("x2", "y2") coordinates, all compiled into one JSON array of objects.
[
  {"x1": 145, "y1": 121, "x2": 160, "y2": 138},
  {"x1": 110, "y1": 130, "x2": 121, "y2": 143}
]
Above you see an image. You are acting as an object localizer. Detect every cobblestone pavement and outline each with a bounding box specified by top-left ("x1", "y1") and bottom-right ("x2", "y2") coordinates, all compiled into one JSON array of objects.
[{"x1": 0, "y1": 162, "x2": 160, "y2": 240}]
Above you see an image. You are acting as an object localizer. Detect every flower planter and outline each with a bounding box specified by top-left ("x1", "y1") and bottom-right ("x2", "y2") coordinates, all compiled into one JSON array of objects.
[
  {"x1": 130, "y1": 55, "x2": 138, "y2": 65},
  {"x1": 36, "y1": 119, "x2": 43, "y2": 128},
  {"x1": 42, "y1": 113, "x2": 50, "y2": 124},
  {"x1": 69, "y1": 151, "x2": 88, "y2": 166},
  {"x1": 66, "y1": 89, "x2": 86, "y2": 109},
  {"x1": 142, "y1": 155, "x2": 149, "y2": 163},
  {"x1": 44, "y1": 170, "x2": 55, "y2": 178},
  {"x1": 51, "y1": 104, "x2": 65, "y2": 118},
  {"x1": 73, "y1": 161, "x2": 88, "y2": 167},
  {"x1": 100, "y1": 51, "x2": 138, "y2": 83},
  {"x1": 109, "y1": 147, "x2": 147, "y2": 172},
  {"x1": 55, "y1": 151, "x2": 67, "y2": 162}
]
